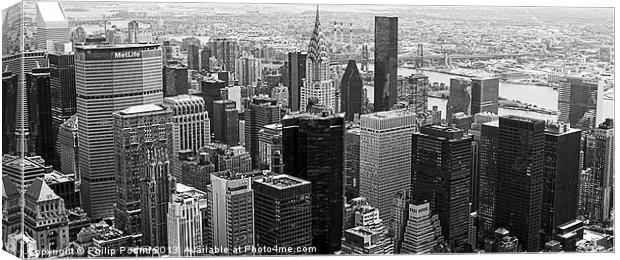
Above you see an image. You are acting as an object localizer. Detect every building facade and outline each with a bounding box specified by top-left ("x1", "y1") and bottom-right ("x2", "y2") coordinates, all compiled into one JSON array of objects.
[
  {"x1": 373, "y1": 16, "x2": 398, "y2": 112},
  {"x1": 411, "y1": 125, "x2": 473, "y2": 245},
  {"x1": 282, "y1": 112, "x2": 344, "y2": 254},
  {"x1": 495, "y1": 115, "x2": 545, "y2": 252},
  {"x1": 359, "y1": 109, "x2": 416, "y2": 224},
  {"x1": 75, "y1": 44, "x2": 163, "y2": 219},
  {"x1": 253, "y1": 174, "x2": 312, "y2": 252}
]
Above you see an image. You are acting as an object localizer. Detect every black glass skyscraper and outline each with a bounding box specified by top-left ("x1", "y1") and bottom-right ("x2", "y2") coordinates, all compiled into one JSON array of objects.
[
  {"x1": 282, "y1": 112, "x2": 344, "y2": 254},
  {"x1": 26, "y1": 67, "x2": 54, "y2": 162},
  {"x1": 541, "y1": 122, "x2": 581, "y2": 246},
  {"x1": 411, "y1": 125, "x2": 473, "y2": 246},
  {"x1": 477, "y1": 120, "x2": 499, "y2": 242},
  {"x1": 495, "y1": 115, "x2": 545, "y2": 252},
  {"x1": 253, "y1": 174, "x2": 312, "y2": 251},
  {"x1": 48, "y1": 53, "x2": 76, "y2": 168},
  {"x1": 373, "y1": 16, "x2": 398, "y2": 112},
  {"x1": 287, "y1": 51, "x2": 306, "y2": 112},
  {"x1": 341, "y1": 60, "x2": 362, "y2": 121},
  {"x1": 2, "y1": 72, "x2": 18, "y2": 154}
]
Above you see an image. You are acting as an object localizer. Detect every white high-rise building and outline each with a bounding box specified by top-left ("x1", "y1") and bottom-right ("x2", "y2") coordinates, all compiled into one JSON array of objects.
[
  {"x1": 168, "y1": 183, "x2": 206, "y2": 256},
  {"x1": 208, "y1": 171, "x2": 255, "y2": 253},
  {"x1": 359, "y1": 109, "x2": 416, "y2": 224}
]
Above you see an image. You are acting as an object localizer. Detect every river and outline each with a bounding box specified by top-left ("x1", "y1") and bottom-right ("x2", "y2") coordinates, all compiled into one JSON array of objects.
[{"x1": 362, "y1": 65, "x2": 614, "y2": 122}]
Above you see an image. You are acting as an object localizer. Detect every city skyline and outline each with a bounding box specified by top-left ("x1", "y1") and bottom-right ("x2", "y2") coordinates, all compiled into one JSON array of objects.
[{"x1": 1, "y1": 0, "x2": 616, "y2": 258}]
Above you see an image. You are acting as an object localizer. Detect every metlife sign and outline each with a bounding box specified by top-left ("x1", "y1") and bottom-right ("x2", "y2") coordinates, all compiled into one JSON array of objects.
[
  {"x1": 113, "y1": 51, "x2": 142, "y2": 59},
  {"x1": 77, "y1": 49, "x2": 145, "y2": 61}
]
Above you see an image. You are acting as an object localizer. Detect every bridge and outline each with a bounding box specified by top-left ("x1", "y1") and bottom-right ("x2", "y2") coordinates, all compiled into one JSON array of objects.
[{"x1": 400, "y1": 52, "x2": 532, "y2": 67}]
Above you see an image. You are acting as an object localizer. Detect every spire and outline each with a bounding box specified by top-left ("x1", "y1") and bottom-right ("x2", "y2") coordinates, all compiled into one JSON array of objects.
[
  {"x1": 315, "y1": 5, "x2": 320, "y2": 24},
  {"x1": 307, "y1": 5, "x2": 329, "y2": 62}
]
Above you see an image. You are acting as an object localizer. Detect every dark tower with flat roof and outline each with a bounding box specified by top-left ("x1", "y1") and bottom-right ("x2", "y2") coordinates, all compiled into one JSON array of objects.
[{"x1": 373, "y1": 16, "x2": 398, "y2": 112}]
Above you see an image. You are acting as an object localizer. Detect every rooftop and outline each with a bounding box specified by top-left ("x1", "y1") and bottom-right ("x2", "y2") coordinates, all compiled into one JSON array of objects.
[
  {"x1": 254, "y1": 174, "x2": 310, "y2": 189},
  {"x1": 362, "y1": 108, "x2": 414, "y2": 119},
  {"x1": 25, "y1": 178, "x2": 60, "y2": 202},
  {"x1": 117, "y1": 104, "x2": 165, "y2": 115},
  {"x1": 345, "y1": 226, "x2": 379, "y2": 237},
  {"x1": 44, "y1": 171, "x2": 74, "y2": 184},
  {"x1": 75, "y1": 43, "x2": 160, "y2": 50}
]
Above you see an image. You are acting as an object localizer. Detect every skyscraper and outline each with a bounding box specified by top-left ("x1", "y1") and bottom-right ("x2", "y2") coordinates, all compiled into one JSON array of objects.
[
  {"x1": 56, "y1": 114, "x2": 79, "y2": 179},
  {"x1": 163, "y1": 65, "x2": 189, "y2": 97},
  {"x1": 557, "y1": 76, "x2": 604, "y2": 129},
  {"x1": 287, "y1": 52, "x2": 307, "y2": 112},
  {"x1": 495, "y1": 115, "x2": 545, "y2": 252},
  {"x1": 411, "y1": 125, "x2": 473, "y2": 245},
  {"x1": 400, "y1": 201, "x2": 443, "y2": 254},
  {"x1": 162, "y1": 95, "x2": 211, "y2": 179},
  {"x1": 2, "y1": 72, "x2": 18, "y2": 154},
  {"x1": 114, "y1": 105, "x2": 175, "y2": 248},
  {"x1": 467, "y1": 112, "x2": 498, "y2": 213},
  {"x1": 344, "y1": 126, "x2": 361, "y2": 200},
  {"x1": 282, "y1": 112, "x2": 344, "y2": 254},
  {"x1": 373, "y1": 16, "x2": 398, "y2": 112},
  {"x1": 48, "y1": 53, "x2": 76, "y2": 168},
  {"x1": 209, "y1": 171, "x2": 255, "y2": 253},
  {"x1": 35, "y1": 1, "x2": 70, "y2": 52},
  {"x1": 341, "y1": 60, "x2": 362, "y2": 121},
  {"x1": 300, "y1": 7, "x2": 336, "y2": 113},
  {"x1": 447, "y1": 78, "x2": 471, "y2": 123},
  {"x1": 127, "y1": 20, "x2": 139, "y2": 44},
  {"x1": 75, "y1": 44, "x2": 163, "y2": 219},
  {"x1": 360, "y1": 109, "x2": 416, "y2": 224},
  {"x1": 188, "y1": 44, "x2": 200, "y2": 71},
  {"x1": 245, "y1": 96, "x2": 281, "y2": 168},
  {"x1": 581, "y1": 119, "x2": 614, "y2": 222},
  {"x1": 201, "y1": 47, "x2": 212, "y2": 72},
  {"x1": 235, "y1": 55, "x2": 262, "y2": 86},
  {"x1": 404, "y1": 74, "x2": 429, "y2": 115},
  {"x1": 470, "y1": 78, "x2": 499, "y2": 115},
  {"x1": 168, "y1": 183, "x2": 206, "y2": 256},
  {"x1": 208, "y1": 38, "x2": 239, "y2": 73},
  {"x1": 26, "y1": 68, "x2": 54, "y2": 162},
  {"x1": 199, "y1": 78, "x2": 226, "y2": 122},
  {"x1": 477, "y1": 120, "x2": 499, "y2": 241},
  {"x1": 391, "y1": 190, "x2": 410, "y2": 253},
  {"x1": 112, "y1": 104, "x2": 172, "y2": 238},
  {"x1": 212, "y1": 100, "x2": 240, "y2": 146},
  {"x1": 541, "y1": 122, "x2": 581, "y2": 245},
  {"x1": 257, "y1": 123, "x2": 283, "y2": 173},
  {"x1": 253, "y1": 174, "x2": 312, "y2": 251}
]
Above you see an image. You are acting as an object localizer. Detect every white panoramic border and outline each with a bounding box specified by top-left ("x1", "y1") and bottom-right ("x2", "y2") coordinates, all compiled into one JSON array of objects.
[{"x1": 0, "y1": 1, "x2": 617, "y2": 260}]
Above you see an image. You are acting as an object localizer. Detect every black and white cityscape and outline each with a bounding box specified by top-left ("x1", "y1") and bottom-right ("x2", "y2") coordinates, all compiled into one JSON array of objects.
[{"x1": 0, "y1": 0, "x2": 615, "y2": 258}]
